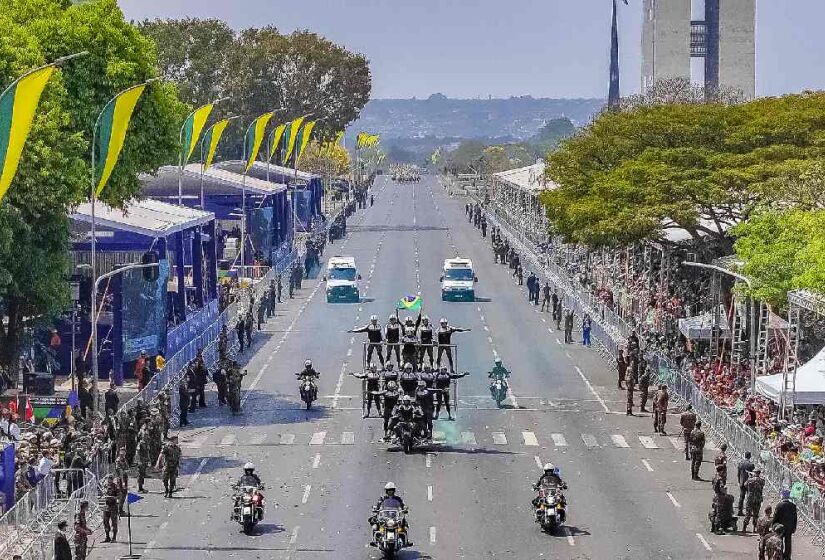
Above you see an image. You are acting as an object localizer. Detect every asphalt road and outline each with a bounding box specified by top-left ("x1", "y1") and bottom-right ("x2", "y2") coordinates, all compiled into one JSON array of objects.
[{"x1": 90, "y1": 175, "x2": 818, "y2": 559}]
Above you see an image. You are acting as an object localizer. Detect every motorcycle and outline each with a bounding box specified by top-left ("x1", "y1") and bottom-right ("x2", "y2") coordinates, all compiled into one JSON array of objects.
[
  {"x1": 232, "y1": 484, "x2": 265, "y2": 534},
  {"x1": 299, "y1": 377, "x2": 318, "y2": 410},
  {"x1": 391, "y1": 419, "x2": 425, "y2": 454},
  {"x1": 489, "y1": 378, "x2": 508, "y2": 408},
  {"x1": 370, "y1": 505, "x2": 410, "y2": 558},
  {"x1": 533, "y1": 485, "x2": 566, "y2": 533}
]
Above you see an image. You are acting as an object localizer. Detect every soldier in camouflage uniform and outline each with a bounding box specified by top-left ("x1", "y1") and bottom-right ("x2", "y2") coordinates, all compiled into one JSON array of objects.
[
  {"x1": 218, "y1": 325, "x2": 229, "y2": 360},
  {"x1": 227, "y1": 364, "x2": 247, "y2": 414},
  {"x1": 148, "y1": 411, "x2": 163, "y2": 466},
  {"x1": 764, "y1": 524, "x2": 785, "y2": 560},
  {"x1": 625, "y1": 356, "x2": 637, "y2": 415},
  {"x1": 637, "y1": 357, "x2": 651, "y2": 413},
  {"x1": 73, "y1": 500, "x2": 92, "y2": 560},
  {"x1": 102, "y1": 477, "x2": 119, "y2": 542},
  {"x1": 158, "y1": 391, "x2": 171, "y2": 439},
  {"x1": 743, "y1": 469, "x2": 766, "y2": 532},
  {"x1": 690, "y1": 420, "x2": 706, "y2": 480},
  {"x1": 756, "y1": 506, "x2": 774, "y2": 560},
  {"x1": 124, "y1": 409, "x2": 138, "y2": 464},
  {"x1": 158, "y1": 435, "x2": 182, "y2": 498},
  {"x1": 135, "y1": 424, "x2": 151, "y2": 493}
]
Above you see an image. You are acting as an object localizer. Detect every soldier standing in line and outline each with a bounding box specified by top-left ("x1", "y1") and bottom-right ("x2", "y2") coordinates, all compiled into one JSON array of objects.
[
  {"x1": 157, "y1": 435, "x2": 182, "y2": 498},
  {"x1": 715, "y1": 443, "x2": 729, "y2": 482},
  {"x1": 625, "y1": 356, "x2": 637, "y2": 416},
  {"x1": 276, "y1": 273, "x2": 283, "y2": 302},
  {"x1": 73, "y1": 500, "x2": 93, "y2": 559},
  {"x1": 743, "y1": 468, "x2": 766, "y2": 532},
  {"x1": 690, "y1": 420, "x2": 706, "y2": 480},
  {"x1": 756, "y1": 506, "x2": 774, "y2": 560},
  {"x1": 680, "y1": 404, "x2": 697, "y2": 461},
  {"x1": 763, "y1": 524, "x2": 785, "y2": 560},
  {"x1": 637, "y1": 356, "x2": 651, "y2": 413},
  {"x1": 135, "y1": 424, "x2": 151, "y2": 493},
  {"x1": 158, "y1": 391, "x2": 171, "y2": 439},
  {"x1": 102, "y1": 477, "x2": 119, "y2": 542},
  {"x1": 652, "y1": 384, "x2": 669, "y2": 434},
  {"x1": 114, "y1": 448, "x2": 129, "y2": 515},
  {"x1": 178, "y1": 375, "x2": 190, "y2": 427}
]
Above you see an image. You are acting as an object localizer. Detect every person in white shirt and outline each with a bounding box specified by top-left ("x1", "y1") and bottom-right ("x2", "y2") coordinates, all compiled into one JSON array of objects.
[
  {"x1": 0, "y1": 414, "x2": 20, "y2": 441},
  {"x1": 37, "y1": 451, "x2": 54, "y2": 479}
]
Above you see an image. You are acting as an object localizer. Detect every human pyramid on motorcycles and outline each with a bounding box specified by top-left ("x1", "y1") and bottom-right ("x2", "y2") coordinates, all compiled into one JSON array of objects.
[{"x1": 349, "y1": 312, "x2": 471, "y2": 453}]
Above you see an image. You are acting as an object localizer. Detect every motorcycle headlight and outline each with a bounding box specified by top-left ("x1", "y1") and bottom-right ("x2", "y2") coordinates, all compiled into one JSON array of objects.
[{"x1": 386, "y1": 519, "x2": 396, "y2": 529}]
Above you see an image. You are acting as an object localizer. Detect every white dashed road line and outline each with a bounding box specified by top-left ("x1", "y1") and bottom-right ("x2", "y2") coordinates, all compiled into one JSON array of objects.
[
  {"x1": 696, "y1": 533, "x2": 712, "y2": 551},
  {"x1": 641, "y1": 459, "x2": 654, "y2": 472},
  {"x1": 666, "y1": 492, "x2": 681, "y2": 508},
  {"x1": 301, "y1": 484, "x2": 312, "y2": 504}
]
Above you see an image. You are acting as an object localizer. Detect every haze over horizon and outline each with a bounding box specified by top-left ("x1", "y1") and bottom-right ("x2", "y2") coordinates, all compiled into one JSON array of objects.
[{"x1": 118, "y1": 0, "x2": 825, "y2": 100}]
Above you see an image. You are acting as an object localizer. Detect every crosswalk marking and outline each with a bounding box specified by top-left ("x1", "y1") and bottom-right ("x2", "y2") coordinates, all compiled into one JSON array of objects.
[
  {"x1": 219, "y1": 433, "x2": 236, "y2": 447},
  {"x1": 668, "y1": 437, "x2": 682, "y2": 450},
  {"x1": 610, "y1": 435, "x2": 629, "y2": 448},
  {"x1": 522, "y1": 431, "x2": 539, "y2": 446},
  {"x1": 341, "y1": 432, "x2": 355, "y2": 445},
  {"x1": 310, "y1": 432, "x2": 327, "y2": 445},
  {"x1": 581, "y1": 434, "x2": 599, "y2": 448},
  {"x1": 248, "y1": 433, "x2": 267, "y2": 445},
  {"x1": 492, "y1": 432, "x2": 507, "y2": 445},
  {"x1": 551, "y1": 433, "x2": 568, "y2": 447},
  {"x1": 639, "y1": 436, "x2": 659, "y2": 449},
  {"x1": 461, "y1": 431, "x2": 477, "y2": 445},
  {"x1": 280, "y1": 434, "x2": 295, "y2": 445}
]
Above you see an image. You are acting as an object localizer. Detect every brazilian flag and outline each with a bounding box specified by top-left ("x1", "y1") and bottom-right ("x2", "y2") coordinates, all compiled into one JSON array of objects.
[
  {"x1": 244, "y1": 111, "x2": 273, "y2": 172},
  {"x1": 95, "y1": 82, "x2": 149, "y2": 196},
  {"x1": 181, "y1": 102, "x2": 215, "y2": 165},
  {"x1": 397, "y1": 294, "x2": 422, "y2": 312},
  {"x1": 0, "y1": 64, "x2": 58, "y2": 204}
]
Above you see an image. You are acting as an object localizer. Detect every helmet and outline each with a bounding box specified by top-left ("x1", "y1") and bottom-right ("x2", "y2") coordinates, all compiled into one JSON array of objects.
[
  {"x1": 440, "y1": 318, "x2": 448, "y2": 325},
  {"x1": 304, "y1": 359, "x2": 312, "y2": 368},
  {"x1": 439, "y1": 365, "x2": 448, "y2": 373},
  {"x1": 418, "y1": 380, "x2": 426, "y2": 387},
  {"x1": 543, "y1": 463, "x2": 554, "y2": 473},
  {"x1": 389, "y1": 315, "x2": 397, "y2": 322},
  {"x1": 244, "y1": 462, "x2": 255, "y2": 471},
  {"x1": 370, "y1": 314, "x2": 378, "y2": 322},
  {"x1": 402, "y1": 395, "x2": 413, "y2": 404},
  {"x1": 369, "y1": 363, "x2": 377, "y2": 372},
  {"x1": 385, "y1": 482, "x2": 396, "y2": 494},
  {"x1": 495, "y1": 358, "x2": 502, "y2": 365},
  {"x1": 385, "y1": 363, "x2": 395, "y2": 370},
  {"x1": 386, "y1": 381, "x2": 398, "y2": 389},
  {"x1": 422, "y1": 315, "x2": 429, "y2": 322},
  {"x1": 404, "y1": 363, "x2": 413, "y2": 371},
  {"x1": 404, "y1": 316, "x2": 413, "y2": 325}
]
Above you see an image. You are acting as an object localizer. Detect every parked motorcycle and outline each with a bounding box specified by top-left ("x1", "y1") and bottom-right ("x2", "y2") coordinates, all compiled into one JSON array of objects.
[
  {"x1": 232, "y1": 484, "x2": 265, "y2": 534},
  {"x1": 532, "y1": 484, "x2": 566, "y2": 533},
  {"x1": 370, "y1": 504, "x2": 410, "y2": 558}
]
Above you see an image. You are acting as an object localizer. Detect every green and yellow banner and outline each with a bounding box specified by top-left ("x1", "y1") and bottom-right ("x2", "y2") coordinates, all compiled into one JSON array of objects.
[
  {"x1": 295, "y1": 120, "x2": 317, "y2": 162},
  {"x1": 181, "y1": 102, "x2": 215, "y2": 165},
  {"x1": 244, "y1": 111, "x2": 273, "y2": 172},
  {"x1": 201, "y1": 118, "x2": 232, "y2": 171},
  {"x1": 95, "y1": 83, "x2": 148, "y2": 196},
  {"x1": 268, "y1": 122, "x2": 286, "y2": 161},
  {"x1": 0, "y1": 64, "x2": 58, "y2": 204},
  {"x1": 281, "y1": 116, "x2": 306, "y2": 165}
]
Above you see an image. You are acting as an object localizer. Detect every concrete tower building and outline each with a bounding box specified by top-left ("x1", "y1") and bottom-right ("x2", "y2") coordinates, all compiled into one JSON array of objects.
[{"x1": 641, "y1": 0, "x2": 755, "y2": 99}]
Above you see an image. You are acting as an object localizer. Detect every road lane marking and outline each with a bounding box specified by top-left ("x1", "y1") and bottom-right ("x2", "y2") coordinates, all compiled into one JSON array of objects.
[
  {"x1": 426, "y1": 453, "x2": 433, "y2": 468},
  {"x1": 551, "y1": 433, "x2": 568, "y2": 447},
  {"x1": 189, "y1": 458, "x2": 209, "y2": 486},
  {"x1": 312, "y1": 454, "x2": 321, "y2": 469},
  {"x1": 638, "y1": 436, "x2": 659, "y2": 449},
  {"x1": 610, "y1": 434, "x2": 629, "y2": 448},
  {"x1": 522, "y1": 431, "x2": 539, "y2": 446},
  {"x1": 331, "y1": 362, "x2": 348, "y2": 409},
  {"x1": 289, "y1": 526, "x2": 300, "y2": 544},
  {"x1": 301, "y1": 485, "x2": 311, "y2": 504},
  {"x1": 668, "y1": 437, "x2": 682, "y2": 450},
  {"x1": 427, "y1": 485, "x2": 433, "y2": 501},
  {"x1": 696, "y1": 533, "x2": 712, "y2": 551},
  {"x1": 574, "y1": 366, "x2": 610, "y2": 413},
  {"x1": 219, "y1": 433, "x2": 236, "y2": 447},
  {"x1": 564, "y1": 351, "x2": 572, "y2": 359},
  {"x1": 666, "y1": 492, "x2": 681, "y2": 508},
  {"x1": 534, "y1": 456, "x2": 543, "y2": 469},
  {"x1": 309, "y1": 432, "x2": 327, "y2": 445},
  {"x1": 429, "y1": 526, "x2": 437, "y2": 544},
  {"x1": 461, "y1": 431, "x2": 477, "y2": 445},
  {"x1": 581, "y1": 434, "x2": 599, "y2": 448},
  {"x1": 280, "y1": 434, "x2": 295, "y2": 445},
  {"x1": 341, "y1": 432, "x2": 355, "y2": 445},
  {"x1": 642, "y1": 459, "x2": 654, "y2": 472},
  {"x1": 492, "y1": 432, "x2": 507, "y2": 445}
]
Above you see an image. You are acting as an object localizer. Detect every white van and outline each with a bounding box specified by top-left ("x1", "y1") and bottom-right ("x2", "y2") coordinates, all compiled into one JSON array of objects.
[
  {"x1": 441, "y1": 257, "x2": 477, "y2": 301},
  {"x1": 324, "y1": 256, "x2": 361, "y2": 303}
]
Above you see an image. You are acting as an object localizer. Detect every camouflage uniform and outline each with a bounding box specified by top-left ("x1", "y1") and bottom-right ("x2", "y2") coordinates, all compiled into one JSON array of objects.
[
  {"x1": 102, "y1": 480, "x2": 119, "y2": 541},
  {"x1": 742, "y1": 474, "x2": 766, "y2": 532},
  {"x1": 135, "y1": 428, "x2": 151, "y2": 492},
  {"x1": 73, "y1": 508, "x2": 92, "y2": 559},
  {"x1": 161, "y1": 439, "x2": 181, "y2": 498}
]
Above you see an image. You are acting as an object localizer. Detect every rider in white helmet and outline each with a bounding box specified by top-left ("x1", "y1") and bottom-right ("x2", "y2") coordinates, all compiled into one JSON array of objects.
[{"x1": 239, "y1": 462, "x2": 262, "y2": 487}]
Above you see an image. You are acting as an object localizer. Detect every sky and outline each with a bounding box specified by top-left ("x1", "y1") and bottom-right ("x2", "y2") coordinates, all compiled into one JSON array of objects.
[{"x1": 118, "y1": 0, "x2": 825, "y2": 100}]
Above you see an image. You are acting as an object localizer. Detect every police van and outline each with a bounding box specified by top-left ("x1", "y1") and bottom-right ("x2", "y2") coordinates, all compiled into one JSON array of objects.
[
  {"x1": 441, "y1": 257, "x2": 477, "y2": 301},
  {"x1": 324, "y1": 256, "x2": 361, "y2": 303}
]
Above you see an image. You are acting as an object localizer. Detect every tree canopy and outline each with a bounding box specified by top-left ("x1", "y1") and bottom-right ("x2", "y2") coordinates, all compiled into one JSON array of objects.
[
  {"x1": 543, "y1": 92, "x2": 825, "y2": 249},
  {"x1": 0, "y1": 0, "x2": 186, "y2": 365}
]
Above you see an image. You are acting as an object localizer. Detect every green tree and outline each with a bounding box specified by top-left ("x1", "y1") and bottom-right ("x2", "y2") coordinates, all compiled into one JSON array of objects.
[
  {"x1": 543, "y1": 92, "x2": 825, "y2": 248},
  {"x1": 528, "y1": 117, "x2": 575, "y2": 154},
  {"x1": 0, "y1": 0, "x2": 186, "y2": 366}
]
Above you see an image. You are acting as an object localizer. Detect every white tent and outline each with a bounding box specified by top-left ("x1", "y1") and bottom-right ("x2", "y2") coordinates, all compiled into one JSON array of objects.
[
  {"x1": 756, "y1": 346, "x2": 825, "y2": 405},
  {"x1": 678, "y1": 307, "x2": 731, "y2": 340}
]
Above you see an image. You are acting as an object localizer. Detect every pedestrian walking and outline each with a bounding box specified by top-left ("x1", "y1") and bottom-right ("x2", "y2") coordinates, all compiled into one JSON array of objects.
[
  {"x1": 625, "y1": 360, "x2": 636, "y2": 415},
  {"x1": 277, "y1": 273, "x2": 283, "y2": 302},
  {"x1": 214, "y1": 365, "x2": 227, "y2": 405},
  {"x1": 652, "y1": 384, "x2": 669, "y2": 434},
  {"x1": 257, "y1": 296, "x2": 266, "y2": 330},
  {"x1": 581, "y1": 313, "x2": 592, "y2": 346},
  {"x1": 737, "y1": 451, "x2": 755, "y2": 516},
  {"x1": 102, "y1": 478, "x2": 119, "y2": 542},
  {"x1": 690, "y1": 420, "x2": 706, "y2": 480},
  {"x1": 616, "y1": 347, "x2": 627, "y2": 389},
  {"x1": 764, "y1": 524, "x2": 786, "y2": 560},
  {"x1": 540, "y1": 283, "x2": 551, "y2": 311},
  {"x1": 245, "y1": 309, "x2": 253, "y2": 348},
  {"x1": 638, "y1": 357, "x2": 651, "y2": 412},
  {"x1": 772, "y1": 490, "x2": 797, "y2": 559}
]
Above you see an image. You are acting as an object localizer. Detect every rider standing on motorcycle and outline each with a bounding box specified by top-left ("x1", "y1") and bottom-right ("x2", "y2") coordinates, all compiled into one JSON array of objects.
[
  {"x1": 415, "y1": 380, "x2": 435, "y2": 439},
  {"x1": 385, "y1": 315, "x2": 402, "y2": 366},
  {"x1": 382, "y1": 381, "x2": 402, "y2": 435},
  {"x1": 399, "y1": 363, "x2": 419, "y2": 397},
  {"x1": 351, "y1": 364, "x2": 383, "y2": 418},
  {"x1": 400, "y1": 324, "x2": 420, "y2": 370},
  {"x1": 382, "y1": 362, "x2": 398, "y2": 389},
  {"x1": 418, "y1": 316, "x2": 435, "y2": 368},
  {"x1": 349, "y1": 315, "x2": 385, "y2": 367},
  {"x1": 434, "y1": 366, "x2": 468, "y2": 420},
  {"x1": 419, "y1": 365, "x2": 435, "y2": 389},
  {"x1": 436, "y1": 319, "x2": 470, "y2": 372},
  {"x1": 387, "y1": 395, "x2": 417, "y2": 436}
]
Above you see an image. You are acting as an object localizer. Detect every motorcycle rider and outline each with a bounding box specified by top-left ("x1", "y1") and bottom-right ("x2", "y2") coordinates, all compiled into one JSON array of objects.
[
  {"x1": 385, "y1": 315, "x2": 401, "y2": 366},
  {"x1": 418, "y1": 316, "x2": 435, "y2": 368},
  {"x1": 488, "y1": 358, "x2": 511, "y2": 402},
  {"x1": 532, "y1": 463, "x2": 568, "y2": 514},
  {"x1": 436, "y1": 319, "x2": 470, "y2": 372},
  {"x1": 296, "y1": 359, "x2": 320, "y2": 401},
  {"x1": 400, "y1": 325, "x2": 419, "y2": 370},
  {"x1": 434, "y1": 366, "x2": 468, "y2": 420},
  {"x1": 415, "y1": 380, "x2": 435, "y2": 439},
  {"x1": 369, "y1": 482, "x2": 411, "y2": 545},
  {"x1": 351, "y1": 364, "x2": 383, "y2": 418},
  {"x1": 419, "y1": 365, "x2": 435, "y2": 389},
  {"x1": 382, "y1": 362, "x2": 398, "y2": 389},
  {"x1": 382, "y1": 381, "x2": 402, "y2": 436},
  {"x1": 349, "y1": 315, "x2": 385, "y2": 367},
  {"x1": 238, "y1": 462, "x2": 262, "y2": 487},
  {"x1": 387, "y1": 395, "x2": 419, "y2": 438},
  {"x1": 399, "y1": 363, "x2": 419, "y2": 397}
]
